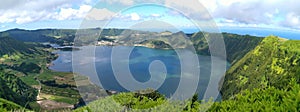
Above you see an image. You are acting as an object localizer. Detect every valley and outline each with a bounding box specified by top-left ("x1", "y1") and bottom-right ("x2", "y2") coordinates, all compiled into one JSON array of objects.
[
  {"x1": 0, "y1": 35, "x2": 106, "y2": 111},
  {"x1": 0, "y1": 28, "x2": 299, "y2": 111}
]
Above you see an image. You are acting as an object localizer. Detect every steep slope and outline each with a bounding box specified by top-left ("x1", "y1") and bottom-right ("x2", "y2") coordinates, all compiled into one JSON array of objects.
[
  {"x1": 0, "y1": 98, "x2": 24, "y2": 111},
  {"x1": 0, "y1": 36, "x2": 39, "y2": 107},
  {"x1": 0, "y1": 36, "x2": 35, "y2": 56},
  {"x1": 2, "y1": 29, "x2": 56, "y2": 42},
  {"x1": 221, "y1": 36, "x2": 300, "y2": 99},
  {"x1": 210, "y1": 80, "x2": 300, "y2": 111},
  {"x1": 0, "y1": 69, "x2": 38, "y2": 106},
  {"x1": 191, "y1": 32, "x2": 263, "y2": 64}
]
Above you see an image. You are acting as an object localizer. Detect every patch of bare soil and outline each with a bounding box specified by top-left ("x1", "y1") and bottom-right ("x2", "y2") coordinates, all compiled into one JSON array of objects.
[{"x1": 37, "y1": 100, "x2": 74, "y2": 110}]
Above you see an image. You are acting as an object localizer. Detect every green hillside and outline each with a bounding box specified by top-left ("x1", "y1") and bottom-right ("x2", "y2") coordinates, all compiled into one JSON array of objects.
[
  {"x1": 0, "y1": 28, "x2": 127, "y2": 45},
  {"x1": 0, "y1": 98, "x2": 24, "y2": 111},
  {"x1": 221, "y1": 36, "x2": 300, "y2": 99},
  {"x1": 2, "y1": 29, "x2": 55, "y2": 42},
  {"x1": 0, "y1": 36, "x2": 35, "y2": 56},
  {"x1": 191, "y1": 32, "x2": 263, "y2": 64},
  {"x1": 210, "y1": 79, "x2": 300, "y2": 111},
  {"x1": 0, "y1": 36, "x2": 41, "y2": 109},
  {"x1": 0, "y1": 69, "x2": 38, "y2": 106}
]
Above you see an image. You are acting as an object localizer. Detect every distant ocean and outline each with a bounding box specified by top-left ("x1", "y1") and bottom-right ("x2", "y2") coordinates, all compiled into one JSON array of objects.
[{"x1": 182, "y1": 27, "x2": 300, "y2": 40}]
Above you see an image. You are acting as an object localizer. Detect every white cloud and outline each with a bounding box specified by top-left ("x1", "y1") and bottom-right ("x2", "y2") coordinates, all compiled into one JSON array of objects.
[
  {"x1": 1, "y1": 0, "x2": 300, "y2": 30},
  {"x1": 16, "y1": 17, "x2": 34, "y2": 24},
  {"x1": 151, "y1": 14, "x2": 161, "y2": 17},
  {"x1": 86, "y1": 8, "x2": 115, "y2": 20},
  {"x1": 281, "y1": 12, "x2": 300, "y2": 29},
  {"x1": 130, "y1": 13, "x2": 140, "y2": 21},
  {"x1": 0, "y1": 10, "x2": 50, "y2": 24},
  {"x1": 54, "y1": 5, "x2": 92, "y2": 20},
  {"x1": 204, "y1": 0, "x2": 300, "y2": 30},
  {"x1": 165, "y1": 0, "x2": 212, "y2": 20},
  {"x1": 0, "y1": 0, "x2": 74, "y2": 11},
  {"x1": 0, "y1": 0, "x2": 94, "y2": 24},
  {"x1": 287, "y1": 13, "x2": 299, "y2": 25}
]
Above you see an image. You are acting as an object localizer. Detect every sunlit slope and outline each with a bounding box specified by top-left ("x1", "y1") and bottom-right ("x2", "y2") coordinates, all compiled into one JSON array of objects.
[
  {"x1": 221, "y1": 36, "x2": 300, "y2": 99},
  {"x1": 191, "y1": 32, "x2": 263, "y2": 64},
  {"x1": 0, "y1": 70, "x2": 38, "y2": 106}
]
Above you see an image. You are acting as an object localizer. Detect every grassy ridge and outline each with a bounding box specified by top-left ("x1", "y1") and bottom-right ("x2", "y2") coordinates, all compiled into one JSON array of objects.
[
  {"x1": 221, "y1": 36, "x2": 300, "y2": 99},
  {"x1": 0, "y1": 36, "x2": 35, "y2": 56},
  {"x1": 191, "y1": 32, "x2": 263, "y2": 64},
  {"x1": 1, "y1": 28, "x2": 127, "y2": 46},
  {"x1": 210, "y1": 79, "x2": 300, "y2": 111},
  {"x1": 0, "y1": 69, "x2": 38, "y2": 107},
  {"x1": 0, "y1": 98, "x2": 25, "y2": 111}
]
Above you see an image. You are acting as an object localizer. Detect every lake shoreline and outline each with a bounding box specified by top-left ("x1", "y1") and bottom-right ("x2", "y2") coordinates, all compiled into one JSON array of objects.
[{"x1": 49, "y1": 45, "x2": 229, "y2": 101}]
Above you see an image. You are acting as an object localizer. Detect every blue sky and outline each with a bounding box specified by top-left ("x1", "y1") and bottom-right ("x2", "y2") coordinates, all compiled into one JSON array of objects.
[{"x1": 1, "y1": 0, "x2": 300, "y2": 33}]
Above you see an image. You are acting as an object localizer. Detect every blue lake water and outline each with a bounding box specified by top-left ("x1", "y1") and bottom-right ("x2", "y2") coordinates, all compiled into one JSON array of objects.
[{"x1": 49, "y1": 46, "x2": 229, "y2": 100}]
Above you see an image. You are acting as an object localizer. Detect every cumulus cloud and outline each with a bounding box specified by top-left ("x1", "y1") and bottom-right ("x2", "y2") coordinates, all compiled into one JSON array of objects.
[
  {"x1": 1, "y1": 0, "x2": 300, "y2": 30},
  {"x1": 164, "y1": 0, "x2": 300, "y2": 30},
  {"x1": 213, "y1": 0, "x2": 276, "y2": 24},
  {"x1": 211, "y1": 0, "x2": 300, "y2": 29},
  {"x1": 54, "y1": 5, "x2": 92, "y2": 20},
  {"x1": 281, "y1": 12, "x2": 300, "y2": 29},
  {"x1": 0, "y1": 0, "x2": 87, "y2": 24},
  {"x1": 130, "y1": 13, "x2": 141, "y2": 21},
  {"x1": 0, "y1": 0, "x2": 74, "y2": 11},
  {"x1": 151, "y1": 14, "x2": 160, "y2": 17},
  {"x1": 0, "y1": 0, "x2": 124, "y2": 24},
  {"x1": 0, "y1": 4, "x2": 93, "y2": 24},
  {"x1": 0, "y1": 10, "x2": 51, "y2": 24}
]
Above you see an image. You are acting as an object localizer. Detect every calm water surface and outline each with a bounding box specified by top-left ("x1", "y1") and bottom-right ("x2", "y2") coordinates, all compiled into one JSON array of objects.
[{"x1": 49, "y1": 46, "x2": 230, "y2": 100}]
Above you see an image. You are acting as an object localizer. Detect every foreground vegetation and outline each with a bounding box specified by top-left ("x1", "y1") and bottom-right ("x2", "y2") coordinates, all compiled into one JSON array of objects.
[
  {"x1": 211, "y1": 78, "x2": 300, "y2": 111},
  {"x1": 75, "y1": 78, "x2": 300, "y2": 112}
]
